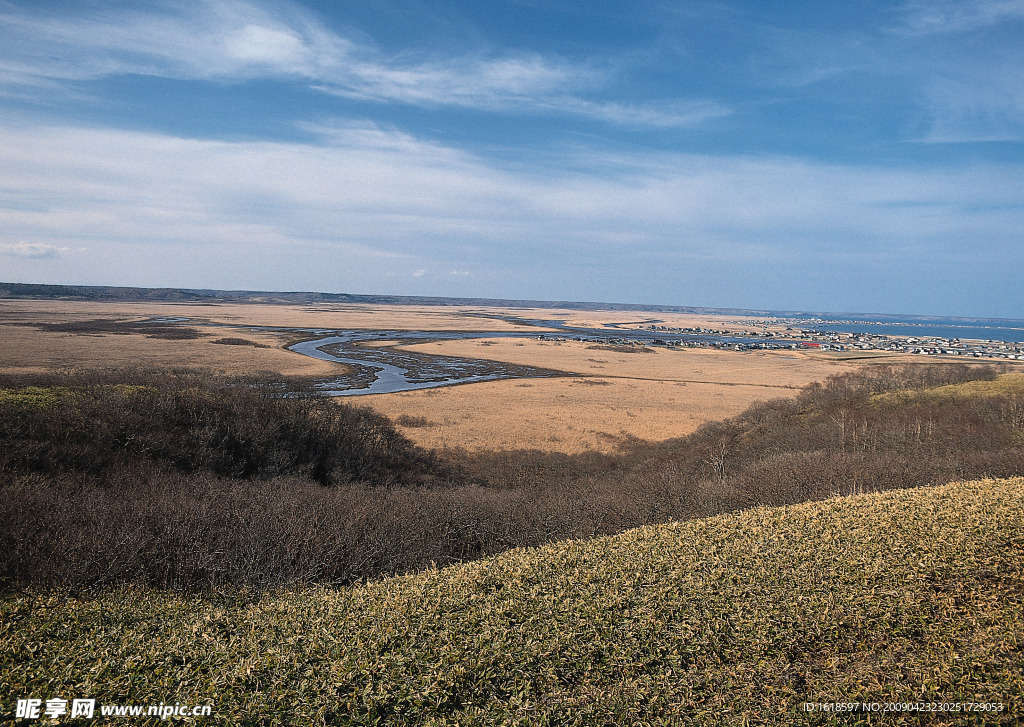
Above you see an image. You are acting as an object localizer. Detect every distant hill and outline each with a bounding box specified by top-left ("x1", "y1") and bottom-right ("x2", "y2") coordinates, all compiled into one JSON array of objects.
[
  {"x1": 6, "y1": 280, "x2": 1020, "y2": 338},
  {"x1": 0, "y1": 281, "x2": 772, "y2": 315}
]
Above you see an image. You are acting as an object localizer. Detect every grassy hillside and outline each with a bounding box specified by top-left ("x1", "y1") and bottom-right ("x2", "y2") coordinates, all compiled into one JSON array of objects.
[
  {"x1": 871, "y1": 371, "x2": 1024, "y2": 407},
  {"x1": 3, "y1": 478, "x2": 1021, "y2": 725}
]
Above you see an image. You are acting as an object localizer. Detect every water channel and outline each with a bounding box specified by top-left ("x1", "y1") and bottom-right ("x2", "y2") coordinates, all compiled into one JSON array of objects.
[
  {"x1": 148, "y1": 311, "x2": 1024, "y2": 396},
  {"x1": 284, "y1": 321, "x2": 765, "y2": 396},
  {"x1": 287, "y1": 330, "x2": 565, "y2": 396}
]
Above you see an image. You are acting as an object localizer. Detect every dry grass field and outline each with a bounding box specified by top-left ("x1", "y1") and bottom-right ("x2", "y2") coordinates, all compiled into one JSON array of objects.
[
  {"x1": 0, "y1": 298, "x2": 961, "y2": 453},
  {"x1": 365, "y1": 340, "x2": 865, "y2": 452},
  {"x1": 0, "y1": 299, "x2": 531, "y2": 378}
]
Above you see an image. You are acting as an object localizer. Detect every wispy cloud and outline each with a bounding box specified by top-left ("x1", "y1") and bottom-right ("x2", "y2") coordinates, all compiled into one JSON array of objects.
[
  {"x1": 544, "y1": 98, "x2": 732, "y2": 128},
  {"x1": 316, "y1": 54, "x2": 590, "y2": 106},
  {"x1": 736, "y1": 2, "x2": 1024, "y2": 143},
  {"x1": 895, "y1": 0, "x2": 1024, "y2": 35},
  {"x1": 917, "y1": 68, "x2": 1024, "y2": 142},
  {"x1": 0, "y1": 0, "x2": 721, "y2": 128},
  {"x1": 896, "y1": 4, "x2": 1024, "y2": 143}
]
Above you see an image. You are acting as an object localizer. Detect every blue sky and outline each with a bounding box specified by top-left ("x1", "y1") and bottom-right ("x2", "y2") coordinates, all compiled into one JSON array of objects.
[{"x1": 1, "y1": 0, "x2": 1022, "y2": 317}]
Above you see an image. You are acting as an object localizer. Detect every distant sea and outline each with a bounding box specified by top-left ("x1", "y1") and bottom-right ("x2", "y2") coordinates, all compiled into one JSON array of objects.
[{"x1": 789, "y1": 314, "x2": 1024, "y2": 343}]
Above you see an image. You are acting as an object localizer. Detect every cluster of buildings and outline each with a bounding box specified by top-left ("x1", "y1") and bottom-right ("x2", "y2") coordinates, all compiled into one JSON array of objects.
[
  {"x1": 598, "y1": 323, "x2": 1024, "y2": 360},
  {"x1": 790, "y1": 330, "x2": 1024, "y2": 360}
]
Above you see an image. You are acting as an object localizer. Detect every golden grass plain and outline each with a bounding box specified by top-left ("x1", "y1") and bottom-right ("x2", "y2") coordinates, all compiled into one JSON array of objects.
[
  {"x1": 362, "y1": 339, "x2": 865, "y2": 452},
  {"x1": 0, "y1": 298, "x2": 974, "y2": 453}
]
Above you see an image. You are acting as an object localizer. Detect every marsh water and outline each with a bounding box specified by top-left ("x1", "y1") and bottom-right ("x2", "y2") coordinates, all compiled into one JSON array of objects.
[
  {"x1": 287, "y1": 330, "x2": 567, "y2": 396},
  {"x1": 284, "y1": 321, "x2": 765, "y2": 396}
]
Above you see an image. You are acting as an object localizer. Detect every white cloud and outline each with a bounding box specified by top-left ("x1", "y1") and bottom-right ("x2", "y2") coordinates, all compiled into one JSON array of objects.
[
  {"x1": 0, "y1": 0, "x2": 349, "y2": 82},
  {"x1": 0, "y1": 0, "x2": 719, "y2": 128},
  {"x1": 0, "y1": 120, "x2": 1020, "y2": 312},
  {"x1": 222, "y1": 23, "x2": 311, "y2": 66},
  {"x1": 0, "y1": 121, "x2": 1020, "y2": 275},
  {"x1": 0, "y1": 240, "x2": 72, "y2": 258}
]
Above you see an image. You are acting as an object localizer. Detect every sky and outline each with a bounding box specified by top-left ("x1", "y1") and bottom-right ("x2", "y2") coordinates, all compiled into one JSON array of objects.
[{"x1": 1, "y1": 0, "x2": 1023, "y2": 318}]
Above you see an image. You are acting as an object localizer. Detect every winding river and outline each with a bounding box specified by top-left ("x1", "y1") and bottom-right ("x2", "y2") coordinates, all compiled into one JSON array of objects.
[
  {"x1": 287, "y1": 331, "x2": 561, "y2": 396},
  {"x1": 148, "y1": 315, "x2": 770, "y2": 396},
  {"x1": 284, "y1": 321, "x2": 766, "y2": 396}
]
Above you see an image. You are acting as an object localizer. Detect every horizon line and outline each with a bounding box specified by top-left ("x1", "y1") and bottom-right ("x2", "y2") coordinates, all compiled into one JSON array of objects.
[{"x1": 3, "y1": 281, "x2": 1023, "y2": 325}]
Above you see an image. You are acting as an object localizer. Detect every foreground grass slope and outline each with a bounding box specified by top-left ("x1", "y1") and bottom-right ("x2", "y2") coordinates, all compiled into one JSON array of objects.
[{"x1": 4, "y1": 478, "x2": 1021, "y2": 725}]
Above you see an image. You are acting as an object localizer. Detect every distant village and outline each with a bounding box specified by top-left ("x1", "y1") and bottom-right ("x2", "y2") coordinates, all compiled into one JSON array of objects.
[{"x1": 546, "y1": 321, "x2": 1024, "y2": 361}]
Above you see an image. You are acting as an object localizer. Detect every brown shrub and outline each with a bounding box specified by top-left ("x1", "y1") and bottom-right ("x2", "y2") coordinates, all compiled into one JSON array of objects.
[{"x1": 2, "y1": 362, "x2": 1022, "y2": 594}]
